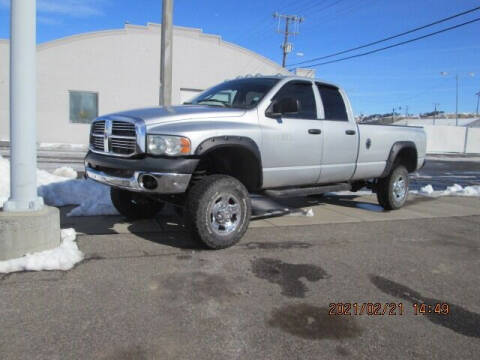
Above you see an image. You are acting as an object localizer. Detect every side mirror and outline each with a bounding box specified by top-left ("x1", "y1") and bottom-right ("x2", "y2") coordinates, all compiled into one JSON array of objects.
[{"x1": 266, "y1": 97, "x2": 299, "y2": 118}]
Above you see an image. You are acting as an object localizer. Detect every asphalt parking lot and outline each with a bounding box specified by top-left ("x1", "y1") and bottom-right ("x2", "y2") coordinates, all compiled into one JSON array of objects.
[{"x1": 0, "y1": 155, "x2": 479, "y2": 359}]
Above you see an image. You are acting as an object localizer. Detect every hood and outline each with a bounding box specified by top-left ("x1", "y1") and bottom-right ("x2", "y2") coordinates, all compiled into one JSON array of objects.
[{"x1": 103, "y1": 105, "x2": 246, "y2": 124}]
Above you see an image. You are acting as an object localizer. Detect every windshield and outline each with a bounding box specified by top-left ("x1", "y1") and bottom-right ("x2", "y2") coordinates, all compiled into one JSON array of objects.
[{"x1": 187, "y1": 78, "x2": 280, "y2": 109}]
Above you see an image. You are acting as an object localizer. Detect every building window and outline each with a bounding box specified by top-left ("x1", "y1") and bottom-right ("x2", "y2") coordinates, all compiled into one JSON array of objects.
[{"x1": 69, "y1": 90, "x2": 98, "y2": 123}]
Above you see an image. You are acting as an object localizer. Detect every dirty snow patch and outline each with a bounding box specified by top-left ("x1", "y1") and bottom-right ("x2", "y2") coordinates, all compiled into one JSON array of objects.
[
  {"x1": 0, "y1": 155, "x2": 118, "y2": 216},
  {"x1": 0, "y1": 228, "x2": 84, "y2": 274}
]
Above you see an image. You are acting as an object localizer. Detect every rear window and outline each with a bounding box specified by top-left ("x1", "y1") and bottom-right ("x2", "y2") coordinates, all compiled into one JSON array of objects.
[{"x1": 316, "y1": 84, "x2": 348, "y2": 121}]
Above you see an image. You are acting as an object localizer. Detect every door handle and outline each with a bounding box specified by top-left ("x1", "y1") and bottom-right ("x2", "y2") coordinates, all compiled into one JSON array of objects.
[
  {"x1": 345, "y1": 130, "x2": 356, "y2": 135},
  {"x1": 308, "y1": 129, "x2": 321, "y2": 135}
]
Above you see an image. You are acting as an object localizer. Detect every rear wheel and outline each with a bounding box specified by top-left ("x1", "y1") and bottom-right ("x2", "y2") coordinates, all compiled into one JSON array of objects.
[
  {"x1": 185, "y1": 175, "x2": 251, "y2": 249},
  {"x1": 110, "y1": 188, "x2": 164, "y2": 219},
  {"x1": 376, "y1": 165, "x2": 409, "y2": 210}
]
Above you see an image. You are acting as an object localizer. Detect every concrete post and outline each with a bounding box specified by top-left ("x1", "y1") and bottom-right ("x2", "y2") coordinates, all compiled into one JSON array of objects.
[
  {"x1": 3, "y1": 0, "x2": 43, "y2": 212},
  {"x1": 0, "y1": 0, "x2": 60, "y2": 261},
  {"x1": 159, "y1": 0, "x2": 173, "y2": 106}
]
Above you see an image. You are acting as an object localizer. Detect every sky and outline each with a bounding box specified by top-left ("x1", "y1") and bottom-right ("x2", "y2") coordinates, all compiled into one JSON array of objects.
[{"x1": 0, "y1": 0, "x2": 479, "y2": 115}]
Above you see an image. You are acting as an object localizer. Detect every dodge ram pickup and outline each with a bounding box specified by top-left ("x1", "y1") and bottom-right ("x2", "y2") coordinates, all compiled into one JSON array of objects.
[{"x1": 85, "y1": 75, "x2": 426, "y2": 249}]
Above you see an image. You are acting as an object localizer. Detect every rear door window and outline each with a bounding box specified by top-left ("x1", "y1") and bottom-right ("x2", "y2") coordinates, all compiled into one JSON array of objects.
[{"x1": 316, "y1": 84, "x2": 349, "y2": 121}]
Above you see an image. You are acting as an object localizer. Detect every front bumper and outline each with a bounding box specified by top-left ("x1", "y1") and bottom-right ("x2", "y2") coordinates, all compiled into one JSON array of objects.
[{"x1": 84, "y1": 151, "x2": 198, "y2": 194}]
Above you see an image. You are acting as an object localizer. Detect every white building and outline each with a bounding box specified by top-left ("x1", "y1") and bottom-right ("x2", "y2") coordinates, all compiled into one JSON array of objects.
[{"x1": 0, "y1": 23, "x2": 289, "y2": 146}]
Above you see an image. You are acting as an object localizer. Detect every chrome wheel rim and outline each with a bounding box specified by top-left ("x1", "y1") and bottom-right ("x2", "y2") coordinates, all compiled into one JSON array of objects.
[
  {"x1": 393, "y1": 175, "x2": 407, "y2": 201},
  {"x1": 209, "y1": 193, "x2": 242, "y2": 235}
]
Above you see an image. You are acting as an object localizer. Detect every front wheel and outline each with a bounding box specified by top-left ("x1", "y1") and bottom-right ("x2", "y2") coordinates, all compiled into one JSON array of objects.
[
  {"x1": 110, "y1": 188, "x2": 164, "y2": 219},
  {"x1": 185, "y1": 175, "x2": 251, "y2": 249},
  {"x1": 376, "y1": 165, "x2": 409, "y2": 210}
]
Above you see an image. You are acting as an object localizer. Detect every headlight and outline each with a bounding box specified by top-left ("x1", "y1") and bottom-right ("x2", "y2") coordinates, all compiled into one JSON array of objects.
[{"x1": 147, "y1": 135, "x2": 191, "y2": 156}]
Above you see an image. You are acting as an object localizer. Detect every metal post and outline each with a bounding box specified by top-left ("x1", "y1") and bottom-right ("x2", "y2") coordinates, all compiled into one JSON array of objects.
[
  {"x1": 476, "y1": 92, "x2": 480, "y2": 117},
  {"x1": 455, "y1": 73, "x2": 459, "y2": 126},
  {"x1": 3, "y1": 0, "x2": 43, "y2": 212},
  {"x1": 160, "y1": 0, "x2": 173, "y2": 106}
]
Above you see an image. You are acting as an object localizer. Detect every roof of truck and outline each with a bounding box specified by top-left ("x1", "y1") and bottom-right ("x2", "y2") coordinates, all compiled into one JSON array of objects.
[{"x1": 232, "y1": 74, "x2": 340, "y2": 89}]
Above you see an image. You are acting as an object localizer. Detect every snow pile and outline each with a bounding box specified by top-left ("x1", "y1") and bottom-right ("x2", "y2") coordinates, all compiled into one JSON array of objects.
[
  {"x1": 0, "y1": 155, "x2": 118, "y2": 216},
  {"x1": 413, "y1": 183, "x2": 480, "y2": 197},
  {"x1": 442, "y1": 184, "x2": 480, "y2": 196},
  {"x1": 52, "y1": 166, "x2": 78, "y2": 179},
  {"x1": 0, "y1": 228, "x2": 84, "y2": 274},
  {"x1": 419, "y1": 184, "x2": 434, "y2": 195},
  {"x1": 288, "y1": 208, "x2": 315, "y2": 217}
]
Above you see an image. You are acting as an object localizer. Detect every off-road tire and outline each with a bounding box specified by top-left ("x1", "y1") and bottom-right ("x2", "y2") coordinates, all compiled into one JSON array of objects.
[
  {"x1": 376, "y1": 165, "x2": 409, "y2": 210},
  {"x1": 110, "y1": 188, "x2": 164, "y2": 219},
  {"x1": 185, "y1": 175, "x2": 251, "y2": 249}
]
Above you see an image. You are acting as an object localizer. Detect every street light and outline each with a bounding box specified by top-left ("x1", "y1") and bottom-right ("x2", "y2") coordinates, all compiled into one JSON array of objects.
[{"x1": 440, "y1": 71, "x2": 475, "y2": 126}]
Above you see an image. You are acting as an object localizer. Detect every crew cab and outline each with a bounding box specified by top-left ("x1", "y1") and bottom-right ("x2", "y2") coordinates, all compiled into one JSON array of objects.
[{"x1": 85, "y1": 76, "x2": 426, "y2": 249}]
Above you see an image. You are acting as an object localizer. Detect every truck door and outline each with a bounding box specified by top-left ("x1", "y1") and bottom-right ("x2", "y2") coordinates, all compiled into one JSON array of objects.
[
  {"x1": 316, "y1": 83, "x2": 358, "y2": 183},
  {"x1": 259, "y1": 80, "x2": 323, "y2": 188}
]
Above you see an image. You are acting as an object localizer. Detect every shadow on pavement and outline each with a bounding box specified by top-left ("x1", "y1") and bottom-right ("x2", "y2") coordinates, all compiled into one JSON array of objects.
[
  {"x1": 59, "y1": 205, "x2": 204, "y2": 250},
  {"x1": 59, "y1": 192, "x2": 438, "y2": 251}
]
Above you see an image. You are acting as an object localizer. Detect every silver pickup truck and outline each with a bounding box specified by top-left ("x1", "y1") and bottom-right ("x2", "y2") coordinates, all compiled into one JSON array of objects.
[{"x1": 85, "y1": 75, "x2": 426, "y2": 249}]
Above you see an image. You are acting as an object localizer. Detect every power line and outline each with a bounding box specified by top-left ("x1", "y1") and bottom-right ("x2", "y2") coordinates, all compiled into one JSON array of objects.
[
  {"x1": 289, "y1": 5, "x2": 480, "y2": 67},
  {"x1": 289, "y1": 16, "x2": 480, "y2": 68}
]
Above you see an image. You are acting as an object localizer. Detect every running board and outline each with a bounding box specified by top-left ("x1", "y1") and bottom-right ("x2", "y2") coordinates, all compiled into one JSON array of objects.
[{"x1": 264, "y1": 183, "x2": 351, "y2": 198}]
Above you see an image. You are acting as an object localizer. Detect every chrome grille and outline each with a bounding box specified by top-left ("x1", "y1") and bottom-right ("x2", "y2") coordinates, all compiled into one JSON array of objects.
[
  {"x1": 111, "y1": 137, "x2": 137, "y2": 155},
  {"x1": 89, "y1": 118, "x2": 141, "y2": 157},
  {"x1": 112, "y1": 121, "x2": 136, "y2": 137},
  {"x1": 92, "y1": 121, "x2": 105, "y2": 135},
  {"x1": 90, "y1": 120, "x2": 105, "y2": 152},
  {"x1": 90, "y1": 135, "x2": 105, "y2": 151}
]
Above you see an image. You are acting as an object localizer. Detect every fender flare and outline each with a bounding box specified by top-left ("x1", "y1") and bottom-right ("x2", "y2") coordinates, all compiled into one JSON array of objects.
[
  {"x1": 194, "y1": 136, "x2": 263, "y2": 188},
  {"x1": 380, "y1": 141, "x2": 417, "y2": 177}
]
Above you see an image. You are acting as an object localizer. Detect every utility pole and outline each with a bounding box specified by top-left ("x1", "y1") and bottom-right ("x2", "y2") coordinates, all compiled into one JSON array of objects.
[
  {"x1": 441, "y1": 71, "x2": 475, "y2": 126},
  {"x1": 433, "y1": 103, "x2": 440, "y2": 125},
  {"x1": 476, "y1": 91, "x2": 480, "y2": 117},
  {"x1": 160, "y1": 0, "x2": 173, "y2": 106},
  {"x1": 273, "y1": 12, "x2": 304, "y2": 68},
  {"x1": 405, "y1": 105, "x2": 408, "y2": 118},
  {"x1": 455, "y1": 73, "x2": 459, "y2": 126}
]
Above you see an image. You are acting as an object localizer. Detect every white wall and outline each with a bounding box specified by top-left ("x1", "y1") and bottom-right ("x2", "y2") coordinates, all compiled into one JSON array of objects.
[
  {"x1": 0, "y1": 24, "x2": 289, "y2": 145},
  {"x1": 465, "y1": 128, "x2": 480, "y2": 154},
  {"x1": 423, "y1": 125, "x2": 480, "y2": 154},
  {"x1": 0, "y1": 40, "x2": 8, "y2": 141},
  {"x1": 424, "y1": 125, "x2": 466, "y2": 153}
]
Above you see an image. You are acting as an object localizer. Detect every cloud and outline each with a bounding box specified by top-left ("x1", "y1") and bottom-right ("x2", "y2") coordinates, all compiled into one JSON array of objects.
[{"x1": 0, "y1": 0, "x2": 108, "y2": 18}]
